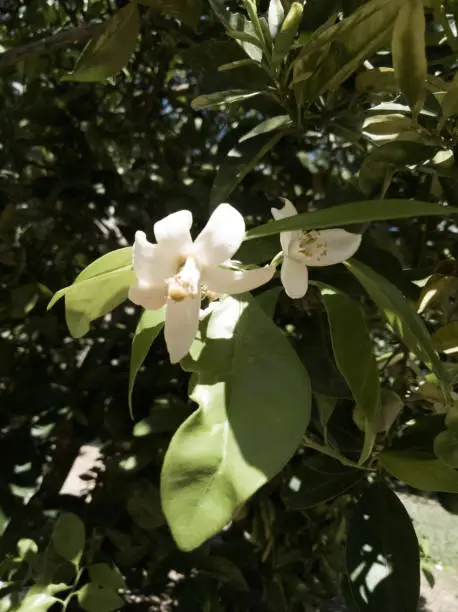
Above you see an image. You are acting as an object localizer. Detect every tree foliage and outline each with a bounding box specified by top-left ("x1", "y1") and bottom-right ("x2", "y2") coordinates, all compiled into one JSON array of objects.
[{"x1": 1, "y1": 0, "x2": 458, "y2": 610}]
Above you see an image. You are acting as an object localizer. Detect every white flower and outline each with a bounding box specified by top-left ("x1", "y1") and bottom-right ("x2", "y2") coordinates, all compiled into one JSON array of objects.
[
  {"x1": 271, "y1": 199, "x2": 362, "y2": 299},
  {"x1": 129, "y1": 204, "x2": 275, "y2": 363}
]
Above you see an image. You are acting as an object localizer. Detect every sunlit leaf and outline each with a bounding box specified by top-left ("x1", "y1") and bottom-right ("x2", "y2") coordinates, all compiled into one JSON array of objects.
[{"x1": 161, "y1": 295, "x2": 311, "y2": 550}]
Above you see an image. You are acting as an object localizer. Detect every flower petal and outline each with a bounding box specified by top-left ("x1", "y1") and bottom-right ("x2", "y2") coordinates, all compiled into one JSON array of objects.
[
  {"x1": 132, "y1": 231, "x2": 177, "y2": 284},
  {"x1": 203, "y1": 264, "x2": 275, "y2": 295},
  {"x1": 129, "y1": 281, "x2": 167, "y2": 310},
  {"x1": 281, "y1": 257, "x2": 309, "y2": 299},
  {"x1": 271, "y1": 198, "x2": 302, "y2": 253},
  {"x1": 303, "y1": 229, "x2": 362, "y2": 267},
  {"x1": 194, "y1": 203, "x2": 245, "y2": 266},
  {"x1": 154, "y1": 210, "x2": 193, "y2": 254},
  {"x1": 164, "y1": 294, "x2": 201, "y2": 363}
]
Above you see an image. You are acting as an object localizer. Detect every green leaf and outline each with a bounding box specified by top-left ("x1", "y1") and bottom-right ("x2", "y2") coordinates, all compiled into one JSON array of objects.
[
  {"x1": 77, "y1": 583, "x2": 124, "y2": 612},
  {"x1": 48, "y1": 248, "x2": 134, "y2": 339},
  {"x1": 88, "y1": 564, "x2": 126, "y2": 590},
  {"x1": 392, "y1": 0, "x2": 427, "y2": 112},
  {"x1": 51, "y1": 512, "x2": 86, "y2": 565},
  {"x1": 317, "y1": 284, "x2": 380, "y2": 463},
  {"x1": 161, "y1": 296, "x2": 311, "y2": 551},
  {"x1": 432, "y1": 321, "x2": 458, "y2": 354},
  {"x1": 210, "y1": 131, "x2": 284, "y2": 208},
  {"x1": 256, "y1": 286, "x2": 282, "y2": 318},
  {"x1": 282, "y1": 454, "x2": 364, "y2": 509},
  {"x1": 434, "y1": 430, "x2": 458, "y2": 469},
  {"x1": 127, "y1": 479, "x2": 164, "y2": 531},
  {"x1": 346, "y1": 481, "x2": 420, "y2": 612},
  {"x1": 345, "y1": 259, "x2": 449, "y2": 392},
  {"x1": 272, "y1": 2, "x2": 304, "y2": 65},
  {"x1": 128, "y1": 307, "x2": 166, "y2": 417},
  {"x1": 198, "y1": 556, "x2": 249, "y2": 591},
  {"x1": 15, "y1": 587, "x2": 60, "y2": 611},
  {"x1": 245, "y1": 199, "x2": 458, "y2": 239},
  {"x1": 63, "y1": 4, "x2": 140, "y2": 82},
  {"x1": 380, "y1": 450, "x2": 458, "y2": 492},
  {"x1": 293, "y1": 0, "x2": 401, "y2": 105},
  {"x1": 191, "y1": 89, "x2": 263, "y2": 111},
  {"x1": 440, "y1": 73, "x2": 458, "y2": 127},
  {"x1": 239, "y1": 115, "x2": 292, "y2": 143}
]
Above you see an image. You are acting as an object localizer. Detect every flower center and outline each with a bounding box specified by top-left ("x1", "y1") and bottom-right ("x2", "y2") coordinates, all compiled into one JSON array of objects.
[
  {"x1": 166, "y1": 256, "x2": 201, "y2": 302},
  {"x1": 290, "y1": 230, "x2": 328, "y2": 263}
]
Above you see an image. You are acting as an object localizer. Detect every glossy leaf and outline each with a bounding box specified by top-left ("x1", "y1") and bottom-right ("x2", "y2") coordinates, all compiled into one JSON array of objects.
[
  {"x1": 63, "y1": 4, "x2": 140, "y2": 82},
  {"x1": 128, "y1": 307, "x2": 166, "y2": 417},
  {"x1": 346, "y1": 481, "x2": 420, "y2": 612},
  {"x1": 245, "y1": 199, "x2": 458, "y2": 239},
  {"x1": 392, "y1": 0, "x2": 426, "y2": 111},
  {"x1": 161, "y1": 296, "x2": 311, "y2": 550},
  {"x1": 15, "y1": 587, "x2": 60, "y2": 612},
  {"x1": 432, "y1": 321, "x2": 458, "y2": 354},
  {"x1": 48, "y1": 248, "x2": 134, "y2": 339},
  {"x1": 282, "y1": 454, "x2": 364, "y2": 509},
  {"x1": 77, "y1": 583, "x2": 124, "y2": 612},
  {"x1": 51, "y1": 512, "x2": 86, "y2": 565},
  {"x1": 191, "y1": 89, "x2": 263, "y2": 111},
  {"x1": 317, "y1": 284, "x2": 380, "y2": 463},
  {"x1": 239, "y1": 115, "x2": 292, "y2": 143},
  {"x1": 434, "y1": 430, "x2": 458, "y2": 469},
  {"x1": 345, "y1": 259, "x2": 449, "y2": 391}
]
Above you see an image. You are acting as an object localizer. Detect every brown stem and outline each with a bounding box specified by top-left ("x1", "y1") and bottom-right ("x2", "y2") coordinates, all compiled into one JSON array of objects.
[{"x1": 0, "y1": 22, "x2": 104, "y2": 70}]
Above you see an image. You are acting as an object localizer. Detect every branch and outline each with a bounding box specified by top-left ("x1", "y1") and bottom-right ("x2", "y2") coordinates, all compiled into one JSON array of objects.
[{"x1": 0, "y1": 22, "x2": 104, "y2": 70}]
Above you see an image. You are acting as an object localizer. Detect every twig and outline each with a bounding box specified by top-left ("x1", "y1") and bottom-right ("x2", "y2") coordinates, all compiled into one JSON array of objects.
[{"x1": 0, "y1": 22, "x2": 104, "y2": 70}]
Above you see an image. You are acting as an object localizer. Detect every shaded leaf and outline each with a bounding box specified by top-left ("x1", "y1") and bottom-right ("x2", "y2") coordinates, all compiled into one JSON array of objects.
[
  {"x1": 77, "y1": 583, "x2": 123, "y2": 612},
  {"x1": 282, "y1": 454, "x2": 364, "y2": 509},
  {"x1": 191, "y1": 89, "x2": 263, "y2": 111},
  {"x1": 317, "y1": 284, "x2": 380, "y2": 463},
  {"x1": 128, "y1": 307, "x2": 166, "y2": 417},
  {"x1": 346, "y1": 481, "x2": 420, "y2": 612},
  {"x1": 345, "y1": 259, "x2": 449, "y2": 392},
  {"x1": 51, "y1": 512, "x2": 86, "y2": 565},
  {"x1": 380, "y1": 450, "x2": 458, "y2": 492},
  {"x1": 88, "y1": 564, "x2": 126, "y2": 591},
  {"x1": 63, "y1": 4, "x2": 140, "y2": 82}
]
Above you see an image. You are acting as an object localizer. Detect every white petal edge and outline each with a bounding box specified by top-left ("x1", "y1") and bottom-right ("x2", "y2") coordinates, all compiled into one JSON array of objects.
[
  {"x1": 203, "y1": 264, "x2": 275, "y2": 295},
  {"x1": 132, "y1": 231, "x2": 177, "y2": 285},
  {"x1": 153, "y1": 210, "x2": 193, "y2": 254},
  {"x1": 194, "y1": 203, "x2": 245, "y2": 267},
  {"x1": 281, "y1": 257, "x2": 309, "y2": 299},
  {"x1": 129, "y1": 281, "x2": 167, "y2": 310},
  {"x1": 164, "y1": 294, "x2": 201, "y2": 363},
  {"x1": 304, "y1": 229, "x2": 362, "y2": 267},
  {"x1": 271, "y1": 198, "x2": 302, "y2": 254}
]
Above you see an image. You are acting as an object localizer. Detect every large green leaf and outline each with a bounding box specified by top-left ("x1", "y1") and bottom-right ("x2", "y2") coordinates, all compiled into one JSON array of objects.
[
  {"x1": 77, "y1": 583, "x2": 124, "y2": 612},
  {"x1": 432, "y1": 321, "x2": 458, "y2": 353},
  {"x1": 345, "y1": 259, "x2": 449, "y2": 391},
  {"x1": 346, "y1": 481, "x2": 420, "y2": 612},
  {"x1": 317, "y1": 284, "x2": 380, "y2": 463},
  {"x1": 380, "y1": 451, "x2": 458, "y2": 492},
  {"x1": 63, "y1": 4, "x2": 140, "y2": 82},
  {"x1": 128, "y1": 308, "x2": 166, "y2": 417},
  {"x1": 160, "y1": 296, "x2": 311, "y2": 551},
  {"x1": 245, "y1": 199, "x2": 458, "y2": 239},
  {"x1": 282, "y1": 454, "x2": 364, "y2": 509},
  {"x1": 48, "y1": 248, "x2": 134, "y2": 339},
  {"x1": 51, "y1": 512, "x2": 86, "y2": 566}
]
